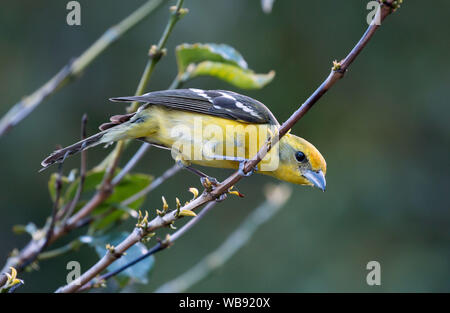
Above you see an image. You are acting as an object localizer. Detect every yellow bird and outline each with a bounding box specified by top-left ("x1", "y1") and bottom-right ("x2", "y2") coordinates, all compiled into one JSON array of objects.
[{"x1": 41, "y1": 89, "x2": 327, "y2": 190}]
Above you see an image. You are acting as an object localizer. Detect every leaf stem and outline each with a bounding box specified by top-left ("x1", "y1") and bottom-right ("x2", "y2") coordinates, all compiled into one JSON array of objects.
[{"x1": 37, "y1": 240, "x2": 82, "y2": 261}]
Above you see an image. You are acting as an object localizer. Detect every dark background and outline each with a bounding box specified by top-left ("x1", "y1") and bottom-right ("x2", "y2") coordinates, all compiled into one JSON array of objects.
[{"x1": 0, "y1": 0, "x2": 449, "y2": 292}]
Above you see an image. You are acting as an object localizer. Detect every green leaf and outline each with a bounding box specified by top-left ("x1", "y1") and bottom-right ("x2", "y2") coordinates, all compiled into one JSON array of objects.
[
  {"x1": 54, "y1": 168, "x2": 152, "y2": 234},
  {"x1": 175, "y1": 43, "x2": 275, "y2": 89},
  {"x1": 106, "y1": 173, "x2": 152, "y2": 210},
  {"x1": 63, "y1": 170, "x2": 152, "y2": 211},
  {"x1": 190, "y1": 61, "x2": 275, "y2": 90},
  {"x1": 48, "y1": 172, "x2": 74, "y2": 202},
  {"x1": 88, "y1": 209, "x2": 126, "y2": 234},
  {"x1": 62, "y1": 170, "x2": 105, "y2": 202},
  {"x1": 88, "y1": 170, "x2": 152, "y2": 234},
  {"x1": 176, "y1": 43, "x2": 248, "y2": 73},
  {"x1": 86, "y1": 232, "x2": 155, "y2": 286}
]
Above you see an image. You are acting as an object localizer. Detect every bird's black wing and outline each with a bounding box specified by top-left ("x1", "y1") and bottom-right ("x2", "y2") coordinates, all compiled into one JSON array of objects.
[{"x1": 109, "y1": 89, "x2": 279, "y2": 125}]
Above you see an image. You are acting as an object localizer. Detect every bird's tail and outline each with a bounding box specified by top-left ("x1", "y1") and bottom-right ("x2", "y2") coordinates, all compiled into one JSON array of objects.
[
  {"x1": 41, "y1": 104, "x2": 155, "y2": 171},
  {"x1": 41, "y1": 131, "x2": 107, "y2": 170},
  {"x1": 41, "y1": 110, "x2": 151, "y2": 171}
]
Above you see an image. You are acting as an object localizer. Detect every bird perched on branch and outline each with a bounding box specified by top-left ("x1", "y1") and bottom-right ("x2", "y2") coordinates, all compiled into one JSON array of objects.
[{"x1": 41, "y1": 89, "x2": 326, "y2": 190}]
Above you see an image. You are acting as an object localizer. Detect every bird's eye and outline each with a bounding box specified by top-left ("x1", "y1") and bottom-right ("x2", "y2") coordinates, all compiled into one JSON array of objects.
[{"x1": 295, "y1": 151, "x2": 306, "y2": 163}]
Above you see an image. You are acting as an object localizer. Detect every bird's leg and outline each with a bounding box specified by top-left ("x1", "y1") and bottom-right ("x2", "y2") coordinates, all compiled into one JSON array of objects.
[
  {"x1": 175, "y1": 154, "x2": 220, "y2": 188},
  {"x1": 185, "y1": 165, "x2": 219, "y2": 186},
  {"x1": 181, "y1": 164, "x2": 225, "y2": 201},
  {"x1": 174, "y1": 154, "x2": 227, "y2": 199},
  {"x1": 185, "y1": 166, "x2": 220, "y2": 188}
]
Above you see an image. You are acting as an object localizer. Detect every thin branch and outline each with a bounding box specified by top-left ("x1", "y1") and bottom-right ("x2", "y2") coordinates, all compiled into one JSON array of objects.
[
  {"x1": 7, "y1": 281, "x2": 24, "y2": 293},
  {"x1": 128, "y1": 0, "x2": 187, "y2": 113},
  {"x1": 122, "y1": 163, "x2": 182, "y2": 206},
  {"x1": 37, "y1": 239, "x2": 82, "y2": 261},
  {"x1": 101, "y1": 0, "x2": 187, "y2": 186},
  {"x1": 43, "y1": 159, "x2": 64, "y2": 250},
  {"x1": 5, "y1": 153, "x2": 66, "y2": 280},
  {"x1": 156, "y1": 184, "x2": 292, "y2": 293},
  {"x1": 108, "y1": 60, "x2": 186, "y2": 191},
  {"x1": 78, "y1": 201, "x2": 216, "y2": 292},
  {"x1": 59, "y1": 114, "x2": 88, "y2": 224},
  {"x1": 111, "y1": 143, "x2": 151, "y2": 186},
  {"x1": 0, "y1": 0, "x2": 167, "y2": 137},
  {"x1": 79, "y1": 244, "x2": 164, "y2": 292}
]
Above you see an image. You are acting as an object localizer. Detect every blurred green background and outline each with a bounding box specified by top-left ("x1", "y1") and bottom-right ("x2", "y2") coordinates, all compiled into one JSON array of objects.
[{"x1": 0, "y1": 0, "x2": 449, "y2": 292}]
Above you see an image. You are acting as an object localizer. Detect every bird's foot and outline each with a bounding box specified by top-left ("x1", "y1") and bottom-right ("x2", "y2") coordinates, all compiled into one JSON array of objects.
[{"x1": 238, "y1": 160, "x2": 258, "y2": 177}]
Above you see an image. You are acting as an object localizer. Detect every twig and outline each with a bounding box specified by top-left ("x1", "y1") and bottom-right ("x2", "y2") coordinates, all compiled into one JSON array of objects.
[
  {"x1": 128, "y1": 0, "x2": 187, "y2": 113},
  {"x1": 106, "y1": 56, "x2": 186, "y2": 186},
  {"x1": 78, "y1": 201, "x2": 216, "y2": 292},
  {"x1": 8, "y1": 153, "x2": 66, "y2": 278},
  {"x1": 37, "y1": 239, "x2": 82, "y2": 261},
  {"x1": 59, "y1": 114, "x2": 88, "y2": 224},
  {"x1": 156, "y1": 184, "x2": 292, "y2": 293},
  {"x1": 7, "y1": 281, "x2": 24, "y2": 293},
  {"x1": 0, "y1": 0, "x2": 167, "y2": 137},
  {"x1": 43, "y1": 160, "x2": 64, "y2": 250},
  {"x1": 79, "y1": 243, "x2": 164, "y2": 291},
  {"x1": 122, "y1": 163, "x2": 182, "y2": 206},
  {"x1": 111, "y1": 143, "x2": 151, "y2": 186},
  {"x1": 101, "y1": 0, "x2": 187, "y2": 185},
  {"x1": 107, "y1": 57, "x2": 186, "y2": 190}
]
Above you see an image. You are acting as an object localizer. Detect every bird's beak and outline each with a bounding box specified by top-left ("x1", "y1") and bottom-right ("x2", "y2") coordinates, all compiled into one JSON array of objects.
[{"x1": 302, "y1": 169, "x2": 326, "y2": 192}]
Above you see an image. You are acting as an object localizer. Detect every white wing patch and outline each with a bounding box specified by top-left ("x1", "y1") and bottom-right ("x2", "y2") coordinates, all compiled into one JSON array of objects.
[
  {"x1": 190, "y1": 88, "x2": 212, "y2": 102},
  {"x1": 219, "y1": 91, "x2": 236, "y2": 100},
  {"x1": 191, "y1": 89, "x2": 263, "y2": 120},
  {"x1": 218, "y1": 92, "x2": 261, "y2": 118}
]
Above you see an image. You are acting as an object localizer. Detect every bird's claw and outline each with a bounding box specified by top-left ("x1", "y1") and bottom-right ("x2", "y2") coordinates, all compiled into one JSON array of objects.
[
  {"x1": 200, "y1": 176, "x2": 226, "y2": 202},
  {"x1": 238, "y1": 161, "x2": 257, "y2": 177},
  {"x1": 201, "y1": 176, "x2": 221, "y2": 193},
  {"x1": 215, "y1": 193, "x2": 227, "y2": 202},
  {"x1": 201, "y1": 176, "x2": 219, "y2": 187}
]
